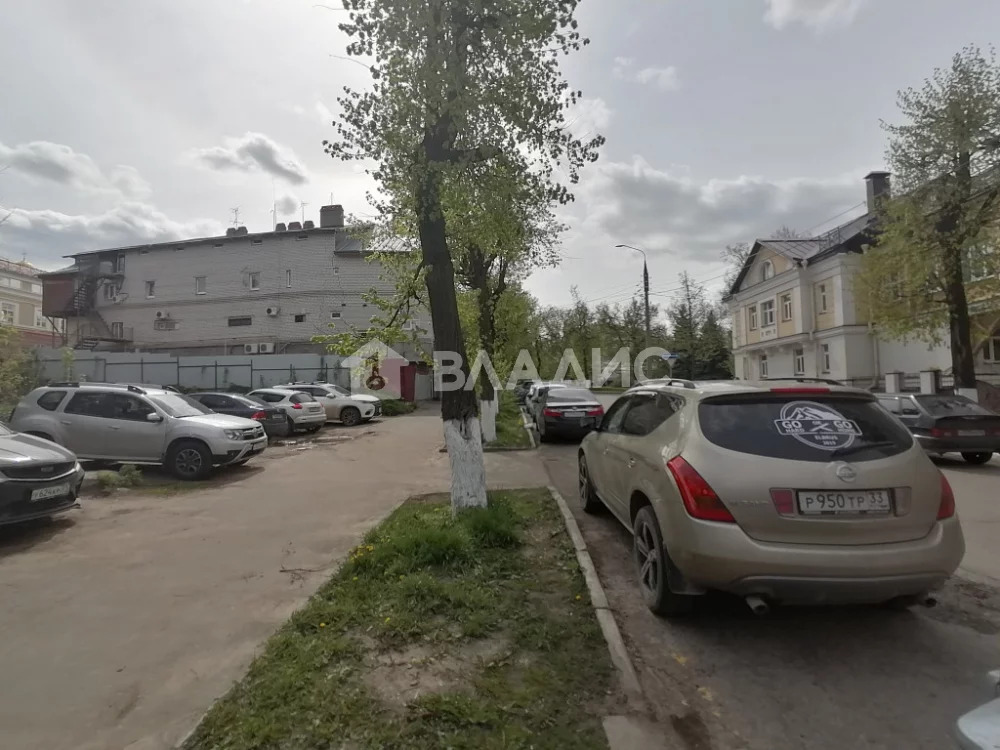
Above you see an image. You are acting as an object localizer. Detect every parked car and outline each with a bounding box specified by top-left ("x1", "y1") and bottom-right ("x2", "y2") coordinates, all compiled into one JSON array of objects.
[
  {"x1": 246, "y1": 388, "x2": 329, "y2": 432},
  {"x1": 955, "y1": 669, "x2": 1000, "y2": 749},
  {"x1": 534, "y1": 387, "x2": 604, "y2": 442},
  {"x1": 277, "y1": 382, "x2": 381, "y2": 422},
  {"x1": 514, "y1": 379, "x2": 539, "y2": 404},
  {"x1": 578, "y1": 381, "x2": 965, "y2": 617},
  {"x1": 190, "y1": 392, "x2": 288, "y2": 436},
  {"x1": 9, "y1": 383, "x2": 266, "y2": 480},
  {"x1": 0, "y1": 420, "x2": 85, "y2": 526},
  {"x1": 876, "y1": 393, "x2": 1000, "y2": 465},
  {"x1": 525, "y1": 382, "x2": 567, "y2": 418}
]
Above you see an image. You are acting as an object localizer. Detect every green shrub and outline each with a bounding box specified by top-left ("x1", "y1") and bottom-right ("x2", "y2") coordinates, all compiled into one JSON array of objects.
[
  {"x1": 96, "y1": 464, "x2": 143, "y2": 493},
  {"x1": 459, "y1": 500, "x2": 522, "y2": 548},
  {"x1": 381, "y1": 399, "x2": 418, "y2": 416}
]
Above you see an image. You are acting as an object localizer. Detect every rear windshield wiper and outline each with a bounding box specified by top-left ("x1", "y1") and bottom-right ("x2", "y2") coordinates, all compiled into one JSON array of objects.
[{"x1": 830, "y1": 440, "x2": 897, "y2": 458}]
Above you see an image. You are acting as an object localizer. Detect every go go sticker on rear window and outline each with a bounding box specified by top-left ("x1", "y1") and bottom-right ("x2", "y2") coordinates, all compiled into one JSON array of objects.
[{"x1": 773, "y1": 401, "x2": 862, "y2": 451}]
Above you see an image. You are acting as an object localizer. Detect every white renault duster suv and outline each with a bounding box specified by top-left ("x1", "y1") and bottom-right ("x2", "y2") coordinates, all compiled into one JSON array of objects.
[{"x1": 10, "y1": 383, "x2": 267, "y2": 480}]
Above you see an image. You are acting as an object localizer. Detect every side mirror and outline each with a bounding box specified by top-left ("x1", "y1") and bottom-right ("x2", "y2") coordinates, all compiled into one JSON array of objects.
[{"x1": 146, "y1": 412, "x2": 163, "y2": 423}]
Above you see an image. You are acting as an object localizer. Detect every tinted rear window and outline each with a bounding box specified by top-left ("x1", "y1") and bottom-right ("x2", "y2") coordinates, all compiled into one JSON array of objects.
[
  {"x1": 548, "y1": 389, "x2": 596, "y2": 402},
  {"x1": 290, "y1": 393, "x2": 316, "y2": 404},
  {"x1": 698, "y1": 395, "x2": 914, "y2": 462},
  {"x1": 37, "y1": 390, "x2": 67, "y2": 411},
  {"x1": 915, "y1": 395, "x2": 994, "y2": 416}
]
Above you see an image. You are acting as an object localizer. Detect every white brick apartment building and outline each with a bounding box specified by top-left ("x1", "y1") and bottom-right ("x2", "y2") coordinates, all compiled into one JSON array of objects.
[
  {"x1": 1, "y1": 256, "x2": 63, "y2": 346},
  {"x1": 726, "y1": 172, "x2": 1000, "y2": 387},
  {"x1": 41, "y1": 205, "x2": 430, "y2": 356}
]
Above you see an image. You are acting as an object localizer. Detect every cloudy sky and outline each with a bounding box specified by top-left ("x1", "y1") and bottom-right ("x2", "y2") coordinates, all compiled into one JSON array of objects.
[{"x1": 1, "y1": 0, "x2": 998, "y2": 312}]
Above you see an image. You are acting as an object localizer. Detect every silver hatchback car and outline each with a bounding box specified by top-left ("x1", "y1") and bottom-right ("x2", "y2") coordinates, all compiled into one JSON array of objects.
[{"x1": 578, "y1": 380, "x2": 965, "y2": 616}]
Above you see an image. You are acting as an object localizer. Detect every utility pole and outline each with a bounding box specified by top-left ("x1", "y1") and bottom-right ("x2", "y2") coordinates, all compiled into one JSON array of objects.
[{"x1": 615, "y1": 244, "x2": 651, "y2": 346}]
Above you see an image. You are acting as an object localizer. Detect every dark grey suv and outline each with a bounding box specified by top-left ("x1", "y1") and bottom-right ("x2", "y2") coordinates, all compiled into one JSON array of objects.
[{"x1": 0, "y1": 421, "x2": 84, "y2": 526}]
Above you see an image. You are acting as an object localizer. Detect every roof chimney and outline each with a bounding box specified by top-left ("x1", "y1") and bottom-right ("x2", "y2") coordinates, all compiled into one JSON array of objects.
[
  {"x1": 864, "y1": 171, "x2": 891, "y2": 214},
  {"x1": 288, "y1": 221, "x2": 302, "y2": 231},
  {"x1": 236, "y1": 226, "x2": 249, "y2": 235},
  {"x1": 303, "y1": 220, "x2": 315, "y2": 230},
  {"x1": 275, "y1": 222, "x2": 287, "y2": 232},
  {"x1": 320, "y1": 204, "x2": 345, "y2": 228},
  {"x1": 225, "y1": 227, "x2": 238, "y2": 237}
]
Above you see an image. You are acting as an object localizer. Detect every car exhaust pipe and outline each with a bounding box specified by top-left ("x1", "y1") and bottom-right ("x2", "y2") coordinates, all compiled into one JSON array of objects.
[{"x1": 745, "y1": 595, "x2": 769, "y2": 616}]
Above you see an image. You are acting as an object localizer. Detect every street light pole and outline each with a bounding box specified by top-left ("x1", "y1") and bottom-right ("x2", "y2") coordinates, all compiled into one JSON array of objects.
[{"x1": 615, "y1": 244, "x2": 651, "y2": 346}]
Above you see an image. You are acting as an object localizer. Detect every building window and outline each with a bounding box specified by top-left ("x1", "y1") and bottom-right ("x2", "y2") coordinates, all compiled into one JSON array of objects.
[
  {"x1": 35, "y1": 308, "x2": 46, "y2": 328},
  {"x1": 286, "y1": 269, "x2": 292, "y2": 288},
  {"x1": 228, "y1": 316, "x2": 252, "y2": 327},
  {"x1": 330, "y1": 311, "x2": 342, "y2": 319},
  {"x1": 983, "y1": 333, "x2": 1000, "y2": 363},
  {"x1": 821, "y1": 343, "x2": 831, "y2": 373},
  {"x1": 145, "y1": 280, "x2": 155, "y2": 299},
  {"x1": 1, "y1": 302, "x2": 15, "y2": 325},
  {"x1": 154, "y1": 319, "x2": 177, "y2": 331},
  {"x1": 249, "y1": 272, "x2": 261, "y2": 291},
  {"x1": 748, "y1": 305, "x2": 758, "y2": 330},
  {"x1": 759, "y1": 354, "x2": 768, "y2": 378},
  {"x1": 294, "y1": 314, "x2": 306, "y2": 323},
  {"x1": 760, "y1": 300, "x2": 775, "y2": 327},
  {"x1": 251, "y1": 238, "x2": 263, "y2": 246},
  {"x1": 115, "y1": 254, "x2": 126, "y2": 273},
  {"x1": 817, "y1": 283, "x2": 828, "y2": 313},
  {"x1": 781, "y1": 294, "x2": 792, "y2": 321},
  {"x1": 794, "y1": 348, "x2": 805, "y2": 375},
  {"x1": 761, "y1": 260, "x2": 774, "y2": 282},
  {"x1": 21, "y1": 279, "x2": 33, "y2": 292},
  {"x1": 195, "y1": 276, "x2": 207, "y2": 295},
  {"x1": 110, "y1": 322, "x2": 124, "y2": 340}
]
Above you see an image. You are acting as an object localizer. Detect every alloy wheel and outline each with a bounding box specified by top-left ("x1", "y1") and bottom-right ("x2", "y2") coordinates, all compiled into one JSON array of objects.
[
  {"x1": 635, "y1": 517, "x2": 660, "y2": 597},
  {"x1": 175, "y1": 448, "x2": 204, "y2": 477}
]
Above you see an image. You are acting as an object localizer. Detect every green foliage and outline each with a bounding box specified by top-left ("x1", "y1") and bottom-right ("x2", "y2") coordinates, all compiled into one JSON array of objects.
[
  {"x1": 488, "y1": 390, "x2": 531, "y2": 448},
  {"x1": 859, "y1": 45, "x2": 1000, "y2": 384},
  {"x1": 96, "y1": 464, "x2": 143, "y2": 493},
  {"x1": 0, "y1": 325, "x2": 39, "y2": 416},
  {"x1": 380, "y1": 398, "x2": 418, "y2": 416}
]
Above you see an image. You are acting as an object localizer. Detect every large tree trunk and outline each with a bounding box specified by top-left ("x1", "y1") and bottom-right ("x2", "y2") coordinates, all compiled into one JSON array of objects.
[
  {"x1": 416, "y1": 166, "x2": 487, "y2": 511},
  {"x1": 945, "y1": 260, "x2": 978, "y2": 391}
]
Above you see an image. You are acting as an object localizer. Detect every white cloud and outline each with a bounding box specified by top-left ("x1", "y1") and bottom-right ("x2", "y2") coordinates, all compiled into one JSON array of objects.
[
  {"x1": 565, "y1": 98, "x2": 613, "y2": 141},
  {"x1": 1, "y1": 202, "x2": 222, "y2": 265},
  {"x1": 315, "y1": 101, "x2": 335, "y2": 125},
  {"x1": 612, "y1": 58, "x2": 680, "y2": 92},
  {"x1": 189, "y1": 132, "x2": 309, "y2": 185},
  {"x1": 275, "y1": 193, "x2": 300, "y2": 217},
  {"x1": 763, "y1": 0, "x2": 867, "y2": 30},
  {"x1": 0, "y1": 140, "x2": 150, "y2": 198}
]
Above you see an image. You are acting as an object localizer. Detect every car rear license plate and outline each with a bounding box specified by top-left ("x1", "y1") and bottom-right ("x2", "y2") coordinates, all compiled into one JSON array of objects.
[
  {"x1": 564, "y1": 410, "x2": 585, "y2": 417},
  {"x1": 796, "y1": 489, "x2": 891, "y2": 515},
  {"x1": 959, "y1": 430, "x2": 986, "y2": 437},
  {"x1": 30, "y1": 484, "x2": 70, "y2": 502}
]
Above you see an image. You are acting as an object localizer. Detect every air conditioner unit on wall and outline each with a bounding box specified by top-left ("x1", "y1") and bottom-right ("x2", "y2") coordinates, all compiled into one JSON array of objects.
[
  {"x1": 265, "y1": 306, "x2": 280, "y2": 317},
  {"x1": 244, "y1": 343, "x2": 259, "y2": 354},
  {"x1": 259, "y1": 343, "x2": 276, "y2": 354}
]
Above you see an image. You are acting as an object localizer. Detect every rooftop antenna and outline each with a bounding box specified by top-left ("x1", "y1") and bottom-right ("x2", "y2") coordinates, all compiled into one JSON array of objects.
[
  {"x1": 230, "y1": 207, "x2": 241, "y2": 227},
  {"x1": 299, "y1": 201, "x2": 310, "y2": 224}
]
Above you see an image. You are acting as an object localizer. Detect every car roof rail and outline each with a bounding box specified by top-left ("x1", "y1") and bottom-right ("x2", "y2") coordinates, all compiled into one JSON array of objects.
[
  {"x1": 46, "y1": 381, "x2": 80, "y2": 388},
  {"x1": 762, "y1": 377, "x2": 843, "y2": 386}
]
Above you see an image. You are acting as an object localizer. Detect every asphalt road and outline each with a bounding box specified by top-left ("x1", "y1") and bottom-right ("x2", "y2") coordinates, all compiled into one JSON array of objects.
[{"x1": 536, "y1": 393, "x2": 1000, "y2": 750}]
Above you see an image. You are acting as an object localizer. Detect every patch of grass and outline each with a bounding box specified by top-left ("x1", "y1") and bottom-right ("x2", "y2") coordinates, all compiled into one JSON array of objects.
[
  {"x1": 488, "y1": 390, "x2": 532, "y2": 449},
  {"x1": 96, "y1": 464, "x2": 143, "y2": 493},
  {"x1": 184, "y1": 489, "x2": 613, "y2": 750},
  {"x1": 381, "y1": 399, "x2": 418, "y2": 416}
]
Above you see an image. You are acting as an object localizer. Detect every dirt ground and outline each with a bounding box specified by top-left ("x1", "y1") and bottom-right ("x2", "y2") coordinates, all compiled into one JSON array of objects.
[{"x1": 0, "y1": 408, "x2": 549, "y2": 750}]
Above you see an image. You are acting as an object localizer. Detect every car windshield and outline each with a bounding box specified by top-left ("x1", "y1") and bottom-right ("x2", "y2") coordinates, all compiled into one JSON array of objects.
[
  {"x1": 548, "y1": 388, "x2": 597, "y2": 402},
  {"x1": 148, "y1": 393, "x2": 215, "y2": 417},
  {"x1": 698, "y1": 394, "x2": 914, "y2": 462},
  {"x1": 914, "y1": 394, "x2": 995, "y2": 416}
]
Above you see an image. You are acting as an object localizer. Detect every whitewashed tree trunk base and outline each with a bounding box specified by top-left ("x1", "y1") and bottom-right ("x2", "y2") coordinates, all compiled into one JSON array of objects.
[
  {"x1": 443, "y1": 416, "x2": 488, "y2": 511},
  {"x1": 479, "y1": 398, "x2": 498, "y2": 443}
]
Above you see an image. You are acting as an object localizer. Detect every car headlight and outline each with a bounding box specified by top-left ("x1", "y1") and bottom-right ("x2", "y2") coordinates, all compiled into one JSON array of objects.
[{"x1": 224, "y1": 429, "x2": 243, "y2": 440}]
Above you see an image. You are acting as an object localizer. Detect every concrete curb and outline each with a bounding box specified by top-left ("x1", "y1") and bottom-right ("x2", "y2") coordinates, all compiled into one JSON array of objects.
[
  {"x1": 521, "y1": 409, "x2": 537, "y2": 449},
  {"x1": 547, "y1": 485, "x2": 645, "y2": 709}
]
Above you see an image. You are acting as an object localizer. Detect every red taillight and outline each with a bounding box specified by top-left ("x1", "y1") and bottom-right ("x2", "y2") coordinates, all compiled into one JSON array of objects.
[
  {"x1": 931, "y1": 427, "x2": 955, "y2": 438},
  {"x1": 770, "y1": 387, "x2": 830, "y2": 394},
  {"x1": 666, "y1": 456, "x2": 735, "y2": 523},
  {"x1": 542, "y1": 407, "x2": 560, "y2": 417},
  {"x1": 251, "y1": 411, "x2": 267, "y2": 420},
  {"x1": 937, "y1": 472, "x2": 956, "y2": 519},
  {"x1": 291, "y1": 403, "x2": 303, "y2": 410},
  {"x1": 770, "y1": 488, "x2": 795, "y2": 516},
  {"x1": 586, "y1": 407, "x2": 605, "y2": 416}
]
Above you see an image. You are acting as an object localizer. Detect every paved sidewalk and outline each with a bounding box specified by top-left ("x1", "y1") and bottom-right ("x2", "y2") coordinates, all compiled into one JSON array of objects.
[{"x1": 0, "y1": 410, "x2": 548, "y2": 750}]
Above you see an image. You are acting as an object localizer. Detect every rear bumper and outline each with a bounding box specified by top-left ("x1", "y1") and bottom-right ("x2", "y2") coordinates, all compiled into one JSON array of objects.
[
  {"x1": 669, "y1": 517, "x2": 965, "y2": 604},
  {"x1": 543, "y1": 417, "x2": 598, "y2": 435},
  {"x1": 291, "y1": 412, "x2": 326, "y2": 426},
  {"x1": 915, "y1": 435, "x2": 1000, "y2": 454}
]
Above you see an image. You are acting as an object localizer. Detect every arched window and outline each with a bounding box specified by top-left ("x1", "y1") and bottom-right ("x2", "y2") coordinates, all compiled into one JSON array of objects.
[{"x1": 761, "y1": 260, "x2": 774, "y2": 282}]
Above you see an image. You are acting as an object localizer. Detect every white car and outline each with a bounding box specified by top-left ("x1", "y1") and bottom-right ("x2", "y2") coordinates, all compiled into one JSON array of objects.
[
  {"x1": 247, "y1": 389, "x2": 327, "y2": 433},
  {"x1": 278, "y1": 383, "x2": 379, "y2": 425}
]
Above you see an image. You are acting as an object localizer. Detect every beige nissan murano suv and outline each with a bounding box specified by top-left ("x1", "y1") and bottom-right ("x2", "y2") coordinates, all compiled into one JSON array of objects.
[{"x1": 578, "y1": 379, "x2": 965, "y2": 616}]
